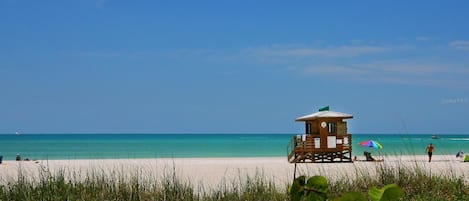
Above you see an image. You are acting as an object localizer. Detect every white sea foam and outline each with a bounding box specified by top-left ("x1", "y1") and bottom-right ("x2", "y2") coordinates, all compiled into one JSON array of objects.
[{"x1": 448, "y1": 138, "x2": 469, "y2": 141}]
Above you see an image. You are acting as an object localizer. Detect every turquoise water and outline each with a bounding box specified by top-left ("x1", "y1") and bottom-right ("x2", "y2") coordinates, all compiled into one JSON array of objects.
[{"x1": 0, "y1": 134, "x2": 468, "y2": 160}]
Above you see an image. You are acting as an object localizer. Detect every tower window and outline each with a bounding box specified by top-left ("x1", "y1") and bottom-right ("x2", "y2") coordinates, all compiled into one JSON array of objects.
[
  {"x1": 306, "y1": 123, "x2": 312, "y2": 134},
  {"x1": 328, "y1": 122, "x2": 336, "y2": 134}
]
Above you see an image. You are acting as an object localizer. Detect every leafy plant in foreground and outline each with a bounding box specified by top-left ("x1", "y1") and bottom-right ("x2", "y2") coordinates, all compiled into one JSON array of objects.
[{"x1": 290, "y1": 175, "x2": 403, "y2": 201}]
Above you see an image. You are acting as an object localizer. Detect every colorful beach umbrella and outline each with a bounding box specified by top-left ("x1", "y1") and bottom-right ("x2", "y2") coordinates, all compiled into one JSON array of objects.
[{"x1": 358, "y1": 140, "x2": 383, "y2": 149}]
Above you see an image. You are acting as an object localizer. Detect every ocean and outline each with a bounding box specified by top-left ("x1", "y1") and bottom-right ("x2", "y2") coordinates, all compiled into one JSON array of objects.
[{"x1": 1, "y1": 133, "x2": 468, "y2": 160}]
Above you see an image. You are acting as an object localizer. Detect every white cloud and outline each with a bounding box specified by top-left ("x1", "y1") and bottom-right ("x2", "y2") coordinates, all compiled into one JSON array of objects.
[
  {"x1": 416, "y1": 36, "x2": 431, "y2": 41},
  {"x1": 361, "y1": 62, "x2": 469, "y2": 87},
  {"x1": 62, "y1": 41, "x2": 469, "y2": 90},
  {"x1": 96, "y1": 0, "x2": 109, "y2": 8},
  {"x1": 72, "y1": 51, "x2": 122, "y2": 58},
  {"x1": 299, "y1": 61, "x2": 469, "y2": 89},
  {"x1": 248, "y1": 45, "x2": 389, "y2": 59},
  {"x1": 242, "y1": 42, "x2": 468, "y2": 89},
  {"x1": 450, "y1": 40, "x2": 469, "y2": 50},
  {"x1": 359, "y1": 61, "x2": 454, "y2": 76},
  {"x1": 303, "y1": 65, "x2": 370, "y2": 76}
]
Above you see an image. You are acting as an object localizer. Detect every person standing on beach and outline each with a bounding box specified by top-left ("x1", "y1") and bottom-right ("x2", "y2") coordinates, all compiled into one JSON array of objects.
[{"x1": 425, "y1": 143, "x2": 434, "y2": 162}]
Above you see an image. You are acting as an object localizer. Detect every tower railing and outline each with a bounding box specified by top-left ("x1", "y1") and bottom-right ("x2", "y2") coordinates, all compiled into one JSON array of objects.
[{"x1": 287, "y1": 134, "x2": 352, "y2": 163}]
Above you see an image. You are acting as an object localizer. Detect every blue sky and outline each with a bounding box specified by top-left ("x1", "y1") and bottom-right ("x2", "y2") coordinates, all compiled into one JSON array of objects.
[{"x1": 1, "y1": 1, "x2": 468, "y2": 134}]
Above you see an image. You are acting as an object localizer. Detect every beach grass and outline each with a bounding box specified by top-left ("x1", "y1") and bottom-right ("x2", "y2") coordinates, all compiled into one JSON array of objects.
[
  {"x1": 1, "y1": 162, "x2": 468, "y2": 201},
  {"x1": 326, "y1": 162, "x2": 468, "y2": 200}
]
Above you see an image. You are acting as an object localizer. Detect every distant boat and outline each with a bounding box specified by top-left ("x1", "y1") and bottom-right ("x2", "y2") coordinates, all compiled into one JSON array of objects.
[
  {"x1": 15, "y1": 131, "x2": 20, "y2": 135},
  {"x1": 431, "y1": 134, "x2": 439, "y2": 139}
]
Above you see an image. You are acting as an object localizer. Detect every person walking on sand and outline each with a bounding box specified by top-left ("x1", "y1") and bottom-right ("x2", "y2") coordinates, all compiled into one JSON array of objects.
[{"x1": 425, "y1": 143, "x2": 434, "y2": 162}]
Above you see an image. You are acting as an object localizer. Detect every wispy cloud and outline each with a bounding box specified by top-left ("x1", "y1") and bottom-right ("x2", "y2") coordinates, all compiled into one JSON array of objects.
[
  {"x1": 301, "y1": 61, "x2": 469, "y2": 89},
  {"x1": 416, "y1": 36, "x2": 431, "y2": 41},
  {"x1": 450, "y1": 40, "x2": 469, "y2": 50},
  {"x1": 240, "y1": 42, "x2": 469, "y2": 89},
  {"x1": 359, "y1": 61, "x2": 455, "y2": 76},
  {"x1": 61, "y1": 40, "x2": 469, "y2": 90},
  {"x1": 72, "y1": 51, "x2": 123, "y2": 58},
  {"x1": 96, "y1": 0, "x2": 109, "y2": 8},
  {"x1": 303, "y1": 65, "x2": 370, "y2": 76},
  {"x1": 248, "y1": 45, "x2": 389, "y2": 59}
]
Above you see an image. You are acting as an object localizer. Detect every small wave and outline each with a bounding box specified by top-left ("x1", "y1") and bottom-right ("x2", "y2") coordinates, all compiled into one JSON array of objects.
[
  {"x1": 401, "y1": 138, "x2": 424, "y2": 140},
  {"x1": 239, "y1": 137, "x2": 269, "y2": 140},
  {"x1": 448, "y1": 138, "x2": 469, "y2": 141}
]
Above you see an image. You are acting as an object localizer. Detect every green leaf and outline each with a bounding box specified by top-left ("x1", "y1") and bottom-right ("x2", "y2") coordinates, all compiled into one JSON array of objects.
[
  {"x1": 369, "y1": 184, "x2": 403, "y2": 201},
  {"x1": 305, "y1": 175, "x2": 328, "y2": 194},
  {"x1": 369, "y1": 186, "x2": 382, "y2": 201},
  {"x1": 381, "y1": 184, "x2": 403, "y2": 201},
  {"x1": 339, "y1": 192, "x2": 367, "y2": 201},
  {"x1": 306, "y1": 192, "x2": 327, "y2": 201},
  {"x1": 290, "y1": 176, "x2": 306, "y2": 201},
  {"x1": 290, "y1": 175, "x2": 329, "y2": 201}
]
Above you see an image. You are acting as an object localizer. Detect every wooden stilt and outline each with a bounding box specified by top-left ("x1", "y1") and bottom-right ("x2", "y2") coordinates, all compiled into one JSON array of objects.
[{"x1": 293, "y1": 162, "x2": 297, "y2": 181}]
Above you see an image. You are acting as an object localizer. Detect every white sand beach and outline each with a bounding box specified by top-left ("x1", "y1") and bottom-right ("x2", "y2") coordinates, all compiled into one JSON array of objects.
[{"x1": 1, "y1": 155, "x2": 468, "y2": 191}]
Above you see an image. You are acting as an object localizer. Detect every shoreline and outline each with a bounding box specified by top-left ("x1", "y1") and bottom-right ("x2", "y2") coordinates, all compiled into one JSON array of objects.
[
  {"x1": 1, "y1": 155, "x2": 468, "y2": 190},
  {"x1": 2, "y1": 153, "x2": 465, "y2": 161}
]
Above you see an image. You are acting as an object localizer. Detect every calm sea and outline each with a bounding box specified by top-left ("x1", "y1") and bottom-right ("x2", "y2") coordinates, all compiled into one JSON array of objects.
[{"x1": 0, "y1": 134, "x2": 468, "y2": 160}]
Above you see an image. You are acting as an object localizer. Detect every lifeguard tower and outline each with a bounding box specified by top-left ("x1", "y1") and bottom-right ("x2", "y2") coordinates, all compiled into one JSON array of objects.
[{"x1": 287, "y1": 106, "x2": 353, "y2": 163}]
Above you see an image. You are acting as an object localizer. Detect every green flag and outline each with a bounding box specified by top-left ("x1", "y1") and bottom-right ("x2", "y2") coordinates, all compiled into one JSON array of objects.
[{"x1": 318, "y1": 106, "x2": 329, "y2": 111}]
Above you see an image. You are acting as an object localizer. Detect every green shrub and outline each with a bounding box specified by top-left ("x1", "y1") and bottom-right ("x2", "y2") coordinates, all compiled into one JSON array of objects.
[{"x1": 290, "y1": 176, "x2": 403, "y2": 201}]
